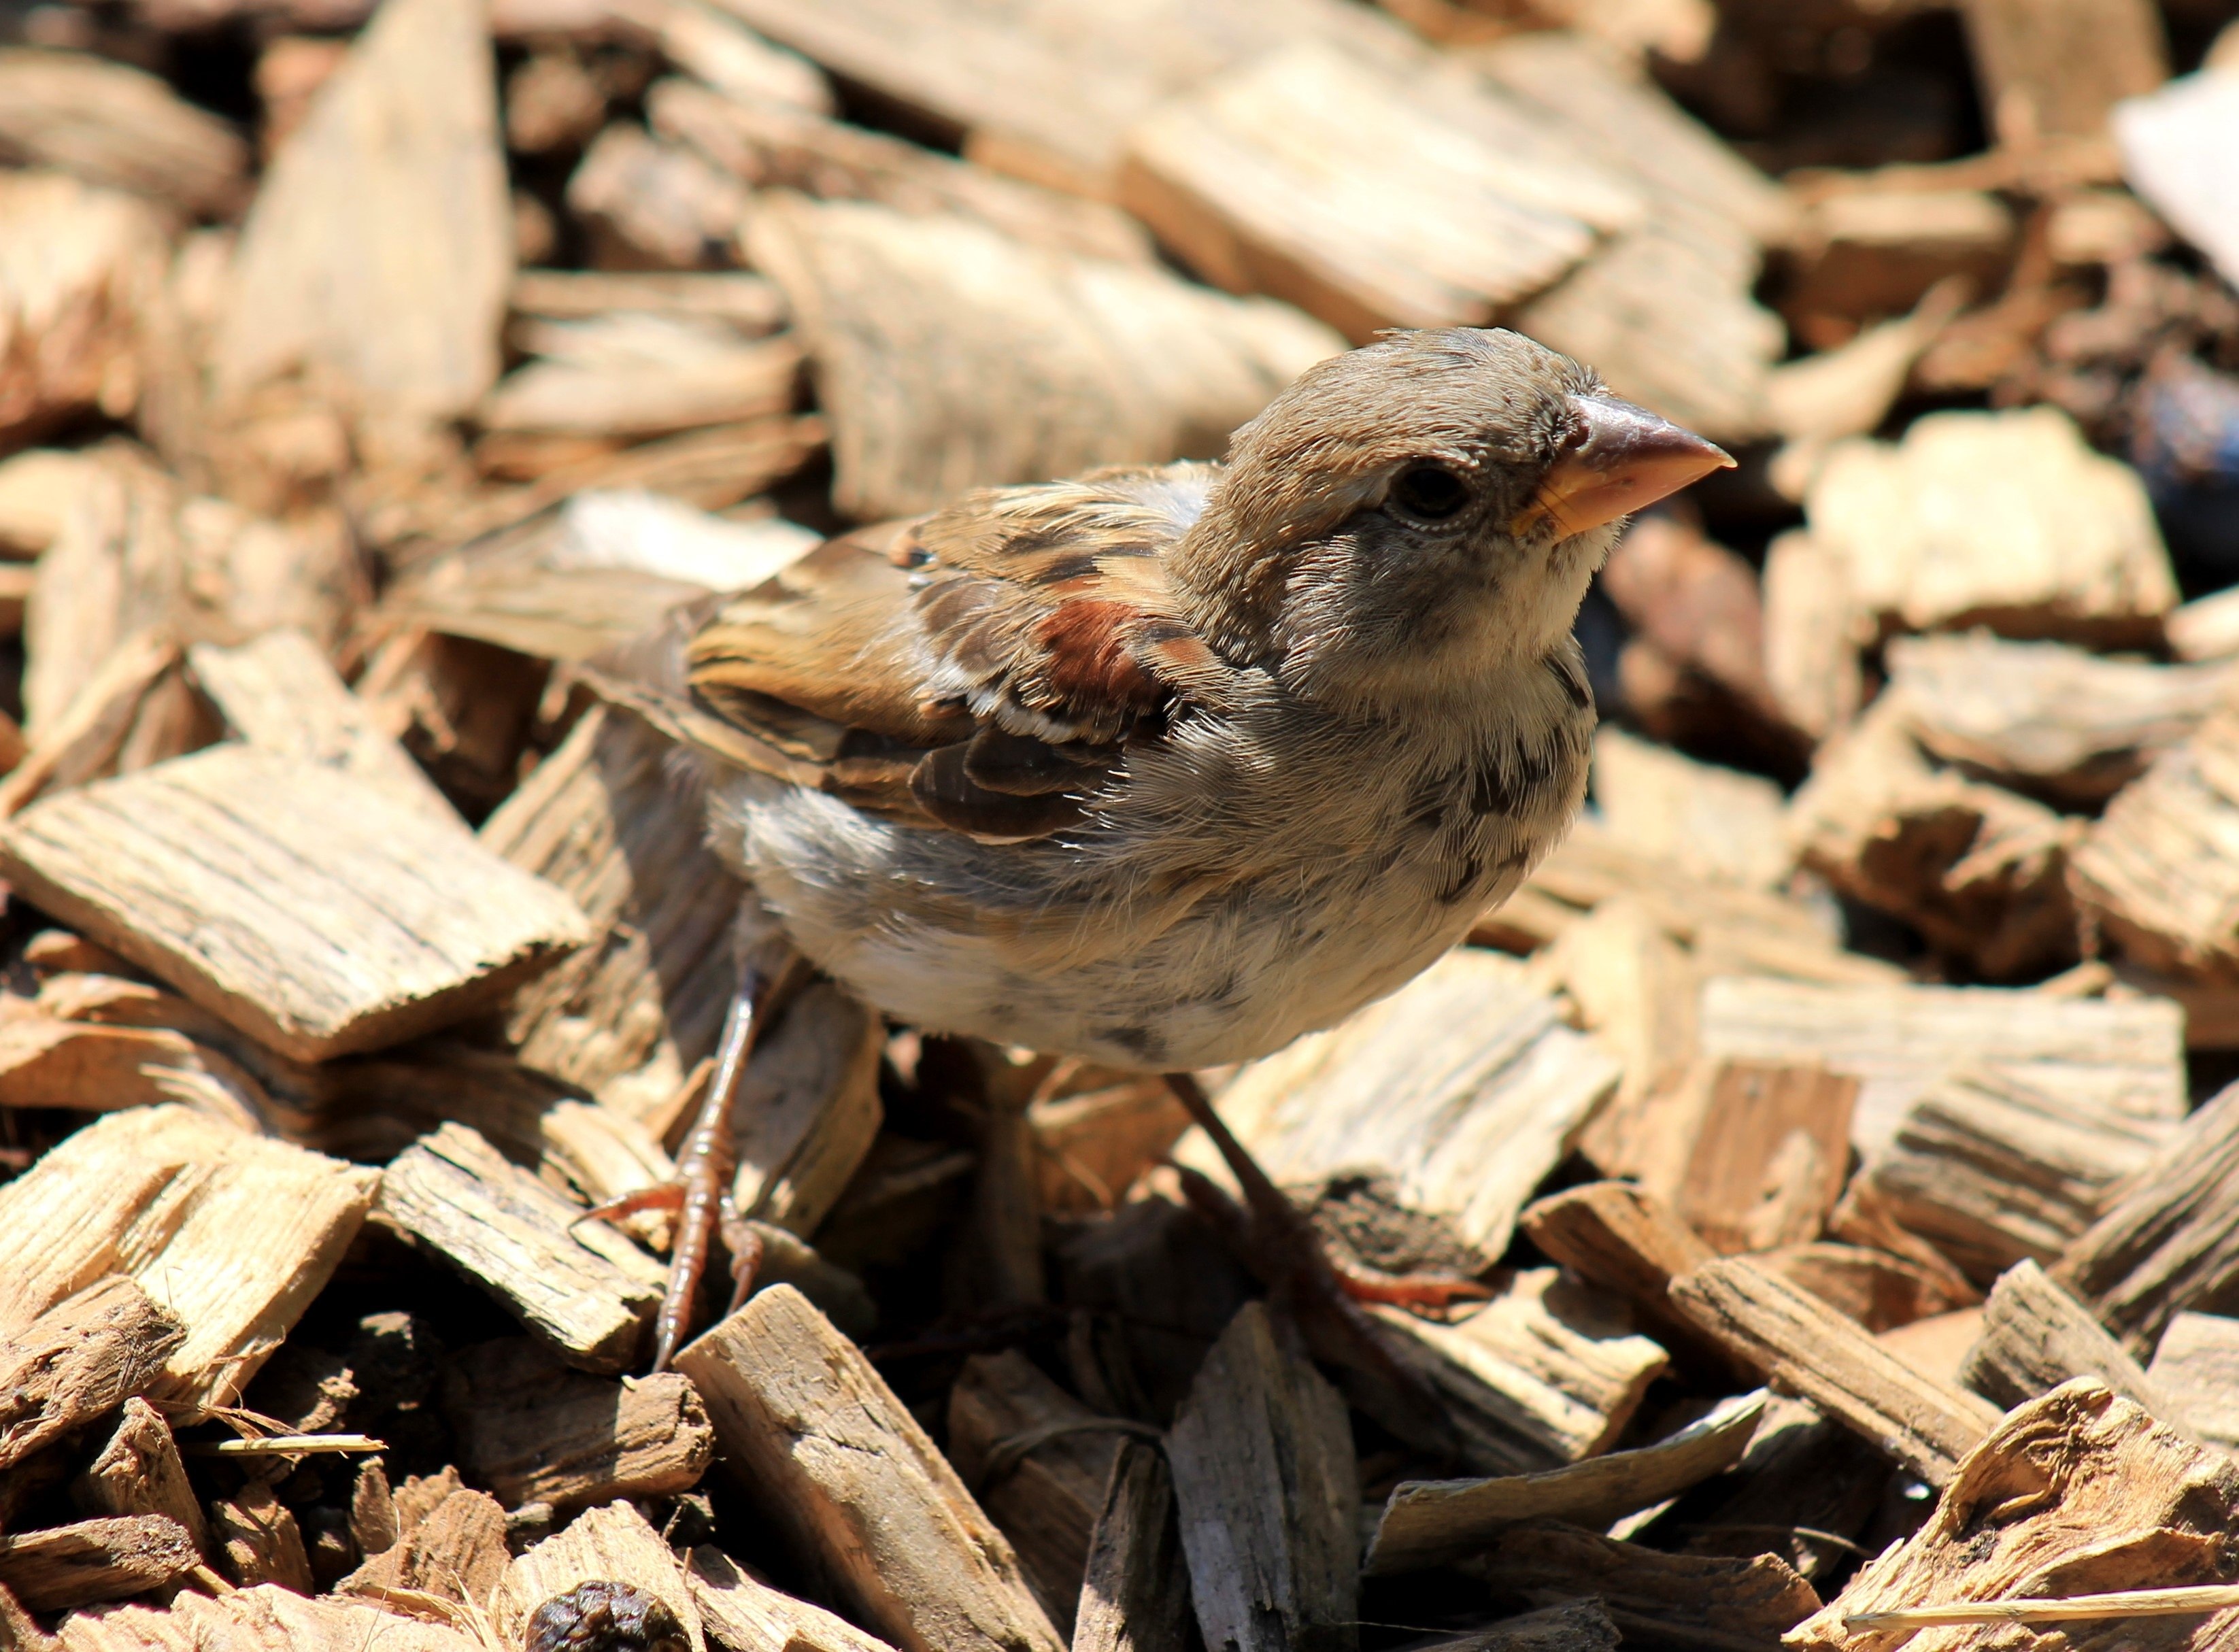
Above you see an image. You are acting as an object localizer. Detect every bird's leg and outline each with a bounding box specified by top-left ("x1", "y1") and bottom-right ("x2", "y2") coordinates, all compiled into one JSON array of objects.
[
  {"x1": 1160, "y1": 1073, "x2": 1492, "y2": 1311},
  {"x1": 575, "y1": 958, "x2": 794, "y2": 1372}
]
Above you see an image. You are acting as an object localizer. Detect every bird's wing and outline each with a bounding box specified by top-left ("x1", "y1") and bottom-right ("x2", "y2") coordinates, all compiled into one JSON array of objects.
[{"x1": 681, "y1": 462, "x2": 1229, "y2": 841}]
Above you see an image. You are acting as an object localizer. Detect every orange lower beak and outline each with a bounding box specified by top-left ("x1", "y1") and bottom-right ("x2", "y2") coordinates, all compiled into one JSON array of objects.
[{"x1": 1513, "y1": 396, "x2": 1735, "y2": 539}]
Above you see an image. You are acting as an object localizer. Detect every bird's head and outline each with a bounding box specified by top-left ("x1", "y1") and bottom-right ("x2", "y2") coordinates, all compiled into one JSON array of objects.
[{"x1": 1172, "y1": 327, "x2": 1732, "y2": 707}]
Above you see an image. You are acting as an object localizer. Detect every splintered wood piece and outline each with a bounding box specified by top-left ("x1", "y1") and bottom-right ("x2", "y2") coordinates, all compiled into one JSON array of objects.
[
  {"x1": 2055, "y1": 1079, "x2": 2239, "y2": 1351},
  {"x1": 1960, "y1": 0, "x2": 2167, "y2": 148},
  {"x1": 1517, "y1": 1182, "x2": 1743, "y2": 1385},
  {"x1": 1589, "y1": 729, "x2": 1789, "y2": 892},
  {"x1": 1860, "y1": 1066, "x2": 2174, "y2": 1287},
  {"x1": 1785, "y1": 694, "x2": 2083, "y2": 984},
  {"x1": 1958, "y1": 1259, "x2": 2174, "y2": 1416},
  {"x1": 1652, "y1": 1060, "x2": 1858, "y2": 1255},
  {"x1": 1075, "y1": 1441, "x2": 1192, "y2": 1652},
  {"x1": 0, "y1": 48, "x2": 248, "y2": 216},
  {"x1": 0, "y1": 1277, "x2": 184, "y2": 1472},
  {"x1": 510, "y1": 269, "x2": 786, "y2": 331},
  {"x1": 73, "y1": 1398, "x2": 207, "y2": 1555},
  {"x1": 744, "y1": 195, "x2": 1341, "y2": 522},
  {"x1": 1884, "y1": 632, "x2": 2228, "y2": 807},
  {"x1": 1120, "y1": 44, "x2": 1637, "y2": 341},
  {"x1": 728, "y1": 977, "x2": 885, "y2": 1236},
  {"x1": 1478, "y1": 819, "x2": 1896, "y2": 988},
  {"x1": 481, "y1": 701, "x2": 742, "y2": 1116},
  {"x1": 1696, "y1": 974, "x2": 2184, "y2": 1157},
  {"x1": 373, "y1": 1122, "x2": 662, "y2": 1373},
  {"x1": 1364, "y1": 1392, "x2": 1765, "y2": 1576},
  {"x1": 0, "y1": 173, "x2": 168, "y2": 454},
  {"x1": 1538, "y1": 900, "x2": 1699, "y2": 1166},
  {"x1": 1759, "y1": 529, "x2": 1866, "y2": 745},
  {"x1": 443, "y1": 1337, "x2": 713, "y2": 1513},
  {"x1": 648, "y1": 80, "x2": 1151, "y2": 266},
  {"x1": 0, "y1": 1105, "x2": 377, "y2": 1413},
  {"x1": 209, "y1": 1481, "x2": 314, "y2": 1594},
  {"x1": 499, "y1": 1500, "x2": 705, "y2": 1652},
  {"x1": 1180, "y1": 949, "x2": 1619, "y2": 1268},
  {"x1": 565, "y1": 122, "x2": 748, "y2": 272},
  {"x1": 0, "y1": 1517, "x2": 197, "y2": 1612},
  {"x1": 1030, "y1": 1078, "x2": 1191, "y2": 1215},
  {"x1": 1755, "y1": 1243, "x2": 1975, "y2": 1334},
  {"x1": 675, "y1": 1285, "x2": 1065, "y2": 1652},
  {"x1": 2148, "y1": 1313, "x2": 2239, "y2": 1452},
  {"x1": 688, "y1": 1546, "x2": 897, "y2": 1652},
  {"x1": 59, "y1": 1587, "x2": 482, "y2": 1649},
  {"x1": 336, "y1": 1471, "x2": 509, "y2": 1613},
  {"x1": 1802, "y1": 407, "x2": 2177, "y2": 647},
  {"x1": 482, "y1": 321, "x2": 801, "y2": 441},
  {"x1": 1166, "y1": 1303, "x2": 1357, "y2": 1652},
  {"x1": 185, "y1": 630, "x2": 455, "y2": 824},
  {"x1": 0, "y1": 745, "x2": 591, "y2": 1062},
  {"x1": 1670, "y1": 1255, "x2": 2002, "y2": 1486},
  {"x1": 1462, "y1": 1522, "x2": 1820, "y2": 1649},
  {"x1": 1400, "y1": 1602, "x2": 1617, "y2": 1652},
  {"x1": 684, "y1": 0, "x2": 1413, "y2": 199},
  {"x1": 2071, "y1": 709, "x2": 2239, "y2": 979},
  {"x1": 1371, "y1": 1268, "x2": 1668, "y2": 1476},
  {"x1": 1788, "y1": 1380, "x2": 2239, "y2": 1652},
  {"x1": 213, "y1": 0, "x2": 511, "y2": 423},
  {"x1": 947, "y1": 1351, "x2": 1124, "y2": 1638}
]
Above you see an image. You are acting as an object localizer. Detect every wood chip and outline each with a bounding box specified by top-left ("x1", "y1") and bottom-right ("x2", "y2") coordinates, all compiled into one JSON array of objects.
[
  {"x1": 1960, "y1": 0, "x2": 2167, "y2": 148},
  {"x1": 1784, "y1": 694, "x2": 2083, "y2": 983},
  {"x1": 688, "y1": 1545, "x2": 898, "y2": 1652},
  {"x1": 373, "y1": 1121, "x2": 662, "y2": 1373},
  {"x1": 946, "y1": 1351, "x2": 1124, "y2": 1638},
  {"x1": 1397, "y1": 1602, "x2": 1619, "y2": 1652},
  {"x1": 72, "y1": 1398, "x2": 208, "y2": 1555},
  {"x1": 509, "y1": 268, "x2": 787, "y2": 332},
  {"x1": 744, "y1": 195, "x2": 1341, "y2": 522},
  {"x1": 337, "y1": 1470, "x2": 509, "y2": 1614},
  {"x1": 1800, "y1": 407, "x2": 2178, "y2": 647},
  {"x1": 1073, "y1": 1440, "x2": 1192, "y2": 1652},
  {"x1": 0, "y1": 1276, "x2": 184, "y2": 1473},
  {"x1": 0, "y1": 745, "x2": 591, "y2": 1061},
  {"x1": 1373, "y1": 1268, "x2": 1669, "y2": 1475},
  {"x1": 1648, "y1": 1060, "x2": 1859, "y2": 1255},
  {"x1": 1180, "y1": 949, "x2": 1619, "y2": 1269},
  {"x1": 694, "y1": 0, "x2": 1414, "y2": 199},
  {"x1": 499, "y1": 1500, "x2": 705, "y2": 1652},
  {"x1": 442, "y1": 1336, "x2": 713, "y2": 1513},
  {"x1": 1365, "y1": 1392, "x2": 1765, "y2": 1576},
  {"x1": 1538, "y1": 900, "x2": 1700, "y2": 1170},
  {"x1": 2055, "y1": 1079, "x2": 2239, "y2": 1351},
  {"x1": 1957, "y1": 1258, "x2": 2175, "y2": 1415},
  {"x1": 213, "y1": 0, "x2": 511, "y2": 426},
  {"x1": 1462, "y1": 1521, "x2": 1821, "y2": 1651},
  {"x1": 1120, "y1": 44, "x2": 1638, "y2": 341},
  {"x1": 2070, "y1": 708, "x2": 2239, "y2": 980},
  {"x1": 2115, "y1": 66, "x2": 2239, "y2": 293},
  {"x1": 648, "y1": 78, "x2": 1152, "y2": 265},
  {"x1": 0, "y1": 1104, "x2": 377, "y2": 1413},
  {"x1": 0, "y1": 172, "x2": 167, "y2": 453},
  {"x1": 1696, "y1": 973, "x2": 2185, "y2": 1155},
  {"x1": 1670, "y1": 1254, "x2": 2002, "y2": 1485},
  {"x1": 57, "y1": 1584, "x2": 482, "y2": 1651},
  {"x1": 1590, "y1": 728, "x2": 1789, "y2": 891},
  {"x1": 674, "y1": 1285, "x2": 1065, "y2": 1652},
  {"x1": 1166, "y1": 1302, "x2": 1357, "y2": 1652},
  {"x1": 482, "y1": 318, "x2": 801, "y2": 441},
  {"x1": 2145, "y1": 1312, "x2": 2239, "y2": 1452},
  {"x1": 1858, "y1": 1065, "x2": 2174, "y2": 1287},
  {"x1": 0, "y1": 48, "x2": 248, "y2": 216},
  {"x1": 0, "y1": 1519, "x2": 197, "y2": 1613},
  {"x1": 209, "y1": 1482, "x2": 314, "y2": 1594},
  {"x1": 186, "y1": 628, "x2": 456, "y2": 824},
  {"x1": 481, "y1": 700, "x2": 741, "y2": 1117},
  {"x1": 1788, "y1": 1379, "x2": 2239, "y2": 1652},
  {"x1": 1883, "y1": 630, "x2": 2229, "y2": 806}
]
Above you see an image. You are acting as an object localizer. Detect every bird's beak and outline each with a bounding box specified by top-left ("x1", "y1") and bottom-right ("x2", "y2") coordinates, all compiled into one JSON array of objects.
[{"x1": 1512, "y1": 396, "x2": 1736, "y2": 539}]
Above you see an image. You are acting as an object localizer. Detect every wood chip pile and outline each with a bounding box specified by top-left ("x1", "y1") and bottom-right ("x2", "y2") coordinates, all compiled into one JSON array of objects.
[{"x1": 3, "y1": 0, "x2": 2239, "y2": 1649}]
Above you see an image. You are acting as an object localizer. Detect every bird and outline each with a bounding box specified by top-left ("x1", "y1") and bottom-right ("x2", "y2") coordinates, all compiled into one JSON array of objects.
[{"x1": 579, "y1": 326, "x2": 1733, "y2": 1376}]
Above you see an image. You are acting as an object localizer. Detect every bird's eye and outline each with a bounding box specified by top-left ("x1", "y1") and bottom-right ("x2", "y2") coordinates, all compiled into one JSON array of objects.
[{"x1": 1390, "y1": 463, "x2": 1470, "y2": 522}]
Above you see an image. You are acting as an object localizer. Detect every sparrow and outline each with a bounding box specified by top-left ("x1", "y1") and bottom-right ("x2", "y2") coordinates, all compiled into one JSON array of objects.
[{"x1": 581, "y1": 327, "x2": 1733, "y2": 1373}]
